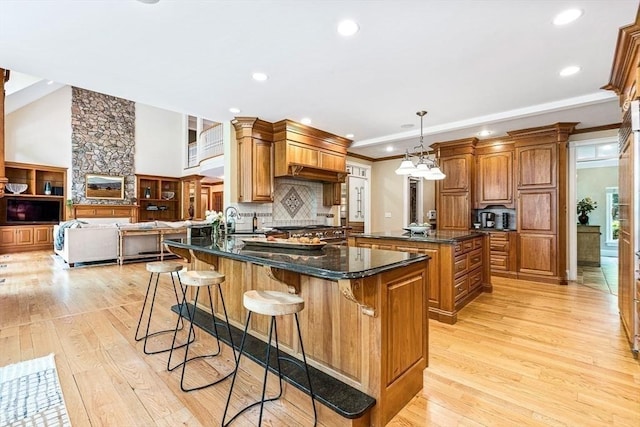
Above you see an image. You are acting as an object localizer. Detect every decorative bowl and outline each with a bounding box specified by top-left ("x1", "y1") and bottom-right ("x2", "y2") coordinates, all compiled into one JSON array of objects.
[
  {"x1": 161, "y1": 191, "x2": 175, "y2": 200},
  {"x1": 404, "y1": 223, "x2": 431, "y2": 234},
  {"x1": 6, "y1": 183, "x2": 28, "y2": 194}
]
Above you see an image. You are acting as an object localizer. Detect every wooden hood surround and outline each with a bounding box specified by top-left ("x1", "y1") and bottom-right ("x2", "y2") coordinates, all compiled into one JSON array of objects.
[{"x1": 0, "y1": 69, "x2": 9, "y2": 197}]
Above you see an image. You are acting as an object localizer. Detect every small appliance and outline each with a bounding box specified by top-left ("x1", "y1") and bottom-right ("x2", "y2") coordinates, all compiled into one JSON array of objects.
[
  {"x1": 482, "y1": 212, "x2": 496, "y2": 228},
  {"x1": 502, "y1": 212, "x2": 510, "y2": 230}
]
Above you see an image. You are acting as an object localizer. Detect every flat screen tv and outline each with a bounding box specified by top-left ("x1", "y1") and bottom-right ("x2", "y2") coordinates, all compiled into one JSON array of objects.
[{"x1": 6, "y1": 198, "x2": 62, "y2": 224}]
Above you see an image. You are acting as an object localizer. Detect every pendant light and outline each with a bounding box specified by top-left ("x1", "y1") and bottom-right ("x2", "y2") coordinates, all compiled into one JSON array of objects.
[{"x1": 394, "y1": 111, "x2": 446, "y2": 180}]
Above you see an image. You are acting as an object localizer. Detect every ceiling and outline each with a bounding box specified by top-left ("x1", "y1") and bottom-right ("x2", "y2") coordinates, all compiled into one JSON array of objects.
[{"x1": 0, "y1": 0, "x2": 637, "y2": 160}]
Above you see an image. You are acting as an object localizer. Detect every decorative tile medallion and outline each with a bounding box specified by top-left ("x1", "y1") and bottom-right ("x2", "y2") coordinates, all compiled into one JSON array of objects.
[{"x1": 282, "y1": 187, "x2": 303, "y2": 218}]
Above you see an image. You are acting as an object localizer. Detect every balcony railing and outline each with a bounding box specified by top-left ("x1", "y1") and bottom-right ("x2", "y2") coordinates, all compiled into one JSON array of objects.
[{"x1": 187, "y1": 122, "x2": 223, "y2": 168}]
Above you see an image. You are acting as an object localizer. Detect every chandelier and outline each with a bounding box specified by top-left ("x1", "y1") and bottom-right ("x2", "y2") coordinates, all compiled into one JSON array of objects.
[{"x1": 394, "y1": 111, "x2": 445, "y2": 180}]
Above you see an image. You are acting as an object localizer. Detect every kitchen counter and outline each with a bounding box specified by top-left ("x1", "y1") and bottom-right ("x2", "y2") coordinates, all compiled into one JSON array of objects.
[
  {"x1": 165, "y1": 236, "x2": 427, "y2": 280},
  {"x1": 164, "y1": 236, "x2": 430, "y2": 427},
  {"x1": 350, "y1": 229, "x2": 484, "y2": 243},
  {"x1": 349, "y1": 231, "x2": 492, "y2": 325}
]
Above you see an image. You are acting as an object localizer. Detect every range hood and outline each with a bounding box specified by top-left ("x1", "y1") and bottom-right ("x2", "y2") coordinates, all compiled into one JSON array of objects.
[{"x1": 273, "y1": 120, "x2": 352, "y2": 183}]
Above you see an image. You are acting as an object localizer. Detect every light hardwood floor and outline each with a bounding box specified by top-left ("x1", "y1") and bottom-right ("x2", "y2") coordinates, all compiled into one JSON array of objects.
[{"x1": 1, "y1": 251, "x2": 638, "y2": 426}]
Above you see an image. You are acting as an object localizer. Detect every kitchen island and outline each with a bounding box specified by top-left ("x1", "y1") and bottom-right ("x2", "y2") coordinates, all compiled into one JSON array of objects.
[
  {"x1": 349, "y1": 230, "x2": 491, "y2": 324},
  {"x1": 164, "y1": 236, "x2": 430, "y2": 427}
]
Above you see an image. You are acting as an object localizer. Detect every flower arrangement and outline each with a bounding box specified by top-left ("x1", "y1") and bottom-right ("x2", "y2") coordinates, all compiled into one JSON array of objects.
[
  {"x1": 205, "y1": 210, "x2": 224, "y2": 227},
  {"x1": 577, "y1": 197, "x2": 597, "y2": 215}
]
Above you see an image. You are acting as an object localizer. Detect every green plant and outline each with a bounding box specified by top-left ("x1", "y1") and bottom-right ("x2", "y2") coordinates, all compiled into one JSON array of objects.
[{"x1": 577, "y1": 197, "x2": 597, "y2": 214}]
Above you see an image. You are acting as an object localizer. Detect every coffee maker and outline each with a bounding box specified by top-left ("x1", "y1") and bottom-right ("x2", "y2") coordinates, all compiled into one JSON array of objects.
[{"x1": 482, "y1": 212, "x2": 496, "y2": 228}]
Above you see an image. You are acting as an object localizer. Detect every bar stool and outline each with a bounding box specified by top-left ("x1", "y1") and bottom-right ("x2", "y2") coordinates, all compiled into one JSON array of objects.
[
  {"x1": 222, "y1": 290, "x2": 317, "y2": 426},
  {"x1": 167, "y1": 269, "x2": 237, "y2": 392},
  {"x1": 135, "y1": 261, "x2": 188, "y2": 355}
]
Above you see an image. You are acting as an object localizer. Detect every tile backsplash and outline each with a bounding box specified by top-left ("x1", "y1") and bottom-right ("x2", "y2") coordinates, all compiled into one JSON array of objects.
[{"x1": 230, "y1": 178, "x2": 333, "y2": 229}]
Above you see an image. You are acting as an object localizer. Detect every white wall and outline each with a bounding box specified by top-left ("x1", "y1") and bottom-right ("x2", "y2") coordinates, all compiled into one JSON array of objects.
[
  {"x1": 135, "y1": 103, "x2": 184, "y2": 177},
  {"x1": 5, "y1": 86, "x2": 72, "y2": 168},
  {"x1": 370, "y1": 158, "x2": 436, "y2": 232},
  {"x1": 5, "y1": 88, "x2": 188, "y2": 195}
]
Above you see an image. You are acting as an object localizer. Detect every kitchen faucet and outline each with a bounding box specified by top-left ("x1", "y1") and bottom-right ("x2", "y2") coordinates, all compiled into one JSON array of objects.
[{"x1": 224, "y1": 206, "x2": 239, "y2": 235}]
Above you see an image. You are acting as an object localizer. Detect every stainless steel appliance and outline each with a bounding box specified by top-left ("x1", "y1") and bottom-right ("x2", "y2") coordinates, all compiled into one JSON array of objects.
[
  {"x1": 268, "y1": 225, "x2": 348, "y2": 244},
  {"x1": 502, "y1": 212, "x2": 510, "y2": 230},
  {"x1": 482, "y1": 212, "x2": 495, "y2": 228}
]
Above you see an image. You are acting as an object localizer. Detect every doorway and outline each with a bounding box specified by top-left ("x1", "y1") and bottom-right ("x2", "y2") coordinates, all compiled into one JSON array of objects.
[{"x1": 569, "y1": 136, "x2": 618, "y2": 290}]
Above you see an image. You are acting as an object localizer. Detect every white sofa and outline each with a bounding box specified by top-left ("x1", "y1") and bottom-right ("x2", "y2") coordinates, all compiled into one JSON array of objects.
[{"x1": 53, "y1": 218, "x2": 190, "y2": 267}]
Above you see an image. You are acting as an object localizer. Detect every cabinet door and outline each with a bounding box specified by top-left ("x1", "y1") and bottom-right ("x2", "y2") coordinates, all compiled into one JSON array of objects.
[
  {"x1": 34, "y1": 226, "x2": 52, "y2": 244},
  {"x1": 516, "y1": 143, "x2": 556, "y2": 189},
  {"x1": 252, "y1": 140, "x2": 273, "y2": 201},
  {"x1": 518, "y1": 234, "x2": 557, "y2": 276},
  {"x1": 0, "y1": 228, "x2": 16, "y2": 246},
  {"x1": 288, "y1": 142, "x2": 318, "y2": 167},
  {"x1": 438, "y1": 193, "x2": 470, "y2": 230},
  {"x1": 16, "y1": 228, "x2": 34, "y2": 245},
  {"x1": 518, "y1": 190, "x2": 556, "y2": 234},
  {"x1": 439, "y1": 155, "x2": 471, "y2": 192},
  {"x1": 476, "y1": 151, "x2": 513, "y2": 207},
  {"x1": 319, "y1": 151, "x2": 346, "y2": 171}
]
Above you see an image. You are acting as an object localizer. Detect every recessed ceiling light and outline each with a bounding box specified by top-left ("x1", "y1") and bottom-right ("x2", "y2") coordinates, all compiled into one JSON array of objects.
[
  {"x1": 477, "y1": 130, "x2": 492, "y2": 137},
  {"x1": 386, "y1": 146, "x2": 394, "y2": 152},
  {"x1": 229, "y1": 107, "x2": 241, "y2": 114},
  {"x1": 400, "y1": 124, "x2": 414, "y2": 129},
  {"x1": 345, "y1": 133, "x2": 354, "y2": 138},
  {"x1": 46, "y1": 80, "x2": 54, "y2": 85},
  {"x1": 553, "y1": 9, "x2": 583, "y2": 26},
  {"x1": 559, "y1": 65, "x2": 581, "y2": 77},
  {"x1": 300, "y1": 117, "x2": 312, "y2": 125},
  {"x1": 137, "y1": 0, "x2": 160, "y2": 4},
  {"x1": 252, "y1": 72, "x2": 268, "y2": 81},
  {"x1": 337, "y1": 20, "x2": 359, "y2": 36}
]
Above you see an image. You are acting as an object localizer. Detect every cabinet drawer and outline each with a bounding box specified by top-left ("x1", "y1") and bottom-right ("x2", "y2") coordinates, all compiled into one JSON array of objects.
[
  {"x1": 489, "y1": 232, "x2": 508, "y2": 242},
  {"x1": 468, "y1": 267, "x2": 483, "y2": 292},
  {"x1": 490, "y1": 240, "x2": 510, "y2": 252},
  {"x1": 454, "y1": 243, "x2": 463, "y2": 255},
  {"x1": 490, "y1": 254, "x2": 509, "y2": 271},
  {"x1": 462, "y1": 240, "x2": 474, "y2": 253},
  {"x1": 454, "y1": 275, "x2": 469, "y2": 301},
  {"x1": 373, "y1": 243, "x2": 394, "y2": 250},
  {"x1": 473, "y1": 237, "x2": 483, "y2": 250},
  {"x1": 454, "y1": 255, "x2": 468, "y2": 277},
  {"x1": 468, "y1": 248, "x2": 482, "y2": 271}
]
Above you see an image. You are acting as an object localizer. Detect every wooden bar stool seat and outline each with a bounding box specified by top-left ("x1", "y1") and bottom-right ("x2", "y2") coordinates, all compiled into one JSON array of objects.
[
  {"x1": 167, "y1": 269, "x2": 237, "y2": 392},
  {"x1": 135, "y1": 261, "x2": 189, "y2": 355},
  {"x1": 223, "y1": 290, "x2": 317, "y2": 426}
]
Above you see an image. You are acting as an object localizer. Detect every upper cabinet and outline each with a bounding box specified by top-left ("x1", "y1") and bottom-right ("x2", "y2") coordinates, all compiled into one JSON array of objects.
[
  {"x1": 232, "y1": 117, "x2": 274, "y2": 203},
  {"x1": 434, "y1": 139, "x2": 477, "y2": 230},
  {"x1": 515, "y1": 142, "x2": 556, "y2": 189},
  {"x1": 475, "y1": 143, "x2": 514, "y2": 209},
  {"x1": 273, "y1": 120, "x2": 351, "y2": 183}
]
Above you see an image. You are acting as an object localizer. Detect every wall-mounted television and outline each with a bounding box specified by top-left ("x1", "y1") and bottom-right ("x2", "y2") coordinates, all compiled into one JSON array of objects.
[{"x1": 6, "y1": 198, "x2": 62, "y2": 224}]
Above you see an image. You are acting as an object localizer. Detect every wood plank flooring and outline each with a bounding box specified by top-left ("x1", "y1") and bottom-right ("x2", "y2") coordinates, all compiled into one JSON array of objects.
[{"x1": 1, "y1": 251, "x2": 639, "y2": 426}]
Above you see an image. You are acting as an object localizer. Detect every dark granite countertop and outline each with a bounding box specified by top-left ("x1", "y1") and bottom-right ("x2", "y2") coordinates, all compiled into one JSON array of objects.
[
  {"x1": 350, "y1": 230, "x2": 484, "y2": 244},
  {"x1": 164, "y1": 236, "x2": 429, "y2": 281}
]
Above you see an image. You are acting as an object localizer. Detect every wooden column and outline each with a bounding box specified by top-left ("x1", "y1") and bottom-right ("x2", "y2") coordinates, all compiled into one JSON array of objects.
[{"x1": 0, "y1": 69, "x2": 9, "y2": 196}]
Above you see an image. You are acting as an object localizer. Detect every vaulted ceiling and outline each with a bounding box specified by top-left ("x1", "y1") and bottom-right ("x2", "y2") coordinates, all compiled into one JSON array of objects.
[{"x1": 1, "y1": 0, "x2": 637, "y2": 159}]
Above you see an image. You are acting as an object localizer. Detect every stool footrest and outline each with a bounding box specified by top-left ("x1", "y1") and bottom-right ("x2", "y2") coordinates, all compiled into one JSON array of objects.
[{"x1": 171, "y1": 303, "x2": 376, "y2": 419}]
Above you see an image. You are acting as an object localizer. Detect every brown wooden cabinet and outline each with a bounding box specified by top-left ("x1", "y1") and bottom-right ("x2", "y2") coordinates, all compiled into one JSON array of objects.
[
  {"x1": 516, "y1": 143, "x2": 556, "y2": 189},
  {"x1": 349, "y1": 234, "x2": 490, "y2": 324},
  {"x1": 0, "y1": 162, "x2": 67, "y2": 253},
  {"x1": 476, "y1": 149, "x2": 514, "y2": 208},
  {"x1": 510, "y1": 123, "x2": 575, "y2": 285},
  {"x1": 434, "y1": 139, "x2": 476, "y2": 231},
  {"x1": 0, "y1": 225, "x2": 53, "y2": 253},
  {"x1": 232, "y1": 117, "x2": 274, "y2": 203},
  {"x1": 136, "y1": 174, "x2": 181, "y2": 222},
  {"x1": 323, "y1": 183, "x2": 341, "y2": 206},
  {"x1": 488, "y1": 231, "x2": 517, "y2": 278}
]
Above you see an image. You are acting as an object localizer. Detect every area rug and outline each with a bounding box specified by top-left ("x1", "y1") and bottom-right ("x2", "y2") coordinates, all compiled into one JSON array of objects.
[{"x1": 0, "y1": 354, "x2": 71, "y2": 426}]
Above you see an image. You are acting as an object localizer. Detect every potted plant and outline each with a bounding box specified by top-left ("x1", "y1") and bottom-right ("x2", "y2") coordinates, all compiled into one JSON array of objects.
[{"x1": 577, "y1": 197, "x2": 597, "y2": 225}]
